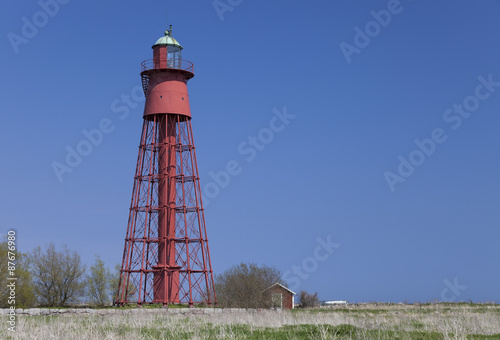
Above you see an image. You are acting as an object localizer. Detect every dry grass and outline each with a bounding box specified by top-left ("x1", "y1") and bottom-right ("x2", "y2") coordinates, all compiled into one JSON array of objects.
[{"x1": 1, "y1": 303, "x2": 500, "y2": 339}]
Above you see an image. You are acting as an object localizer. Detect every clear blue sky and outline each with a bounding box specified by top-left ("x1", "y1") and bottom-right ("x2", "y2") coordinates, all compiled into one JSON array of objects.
[{"x1": 1, "y1": 0, "x2": 499, "y2": 303}]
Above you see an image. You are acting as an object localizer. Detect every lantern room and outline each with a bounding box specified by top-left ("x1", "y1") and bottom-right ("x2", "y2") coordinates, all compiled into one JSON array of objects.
[{"x1": 152, "y1": 25, "x2": 183, "y2": 69}]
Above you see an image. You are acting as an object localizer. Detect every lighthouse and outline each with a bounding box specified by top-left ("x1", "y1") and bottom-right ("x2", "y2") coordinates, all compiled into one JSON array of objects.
[{"x1": 116, "y1": 26, "x2": 216, "y2": 306}]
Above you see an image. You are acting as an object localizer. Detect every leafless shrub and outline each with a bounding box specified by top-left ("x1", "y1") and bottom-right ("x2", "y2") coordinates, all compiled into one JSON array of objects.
[
  {"x1": 298, "y1": 291, "x2": 320, "y2": 308},
  {"x1": 215, "y1": 263, "x2": 284, "y2": 308}
]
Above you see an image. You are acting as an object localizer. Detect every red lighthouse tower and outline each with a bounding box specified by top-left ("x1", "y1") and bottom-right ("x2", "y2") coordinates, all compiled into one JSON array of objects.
[{"x1": 116, "y1": 26, "x2": 216, "y2": 306}]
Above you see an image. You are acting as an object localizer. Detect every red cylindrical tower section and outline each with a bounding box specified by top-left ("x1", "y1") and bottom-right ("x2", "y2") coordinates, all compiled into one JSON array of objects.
[
  {"x1": 143, "y1": 69, "x2": 192, "y2": 118},
  {"x1": 141, "y1": 37, "x2": 194, "y2": 118}
]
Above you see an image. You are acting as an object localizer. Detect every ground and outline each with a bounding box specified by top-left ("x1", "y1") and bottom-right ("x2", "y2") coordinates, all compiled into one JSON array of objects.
[{"x1": 1, "y1": 303, "x2": 500, "y2": 339}]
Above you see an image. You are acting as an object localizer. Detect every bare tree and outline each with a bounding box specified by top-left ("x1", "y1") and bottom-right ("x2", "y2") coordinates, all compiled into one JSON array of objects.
[
  {"x1": 86, "y1": 256, "x2": 113, "y2": 307},
  {"x1": 215, "y1": 263, "x2": 285, "y2": 308},
  {"x1": 29, "y1": 243, "x2": 86, "y2": 307},
  {"x1": 299, "y1": 290, "x2": 320, "y2": 308}
]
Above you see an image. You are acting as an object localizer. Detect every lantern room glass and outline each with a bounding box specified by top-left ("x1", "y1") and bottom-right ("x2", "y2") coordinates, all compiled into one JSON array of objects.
[{"x1": 167, "y1": 45, "x2": 182, "y2": 69}]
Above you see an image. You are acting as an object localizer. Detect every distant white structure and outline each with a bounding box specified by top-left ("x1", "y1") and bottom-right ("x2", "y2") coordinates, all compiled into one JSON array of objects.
[{"x1": 322, "y1": 300, "x2": 348, "y2": 306}]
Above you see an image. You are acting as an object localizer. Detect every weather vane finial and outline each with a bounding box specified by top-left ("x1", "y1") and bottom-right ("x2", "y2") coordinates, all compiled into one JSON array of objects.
[{"x1": 165, "y1": 24, "x2": 173, "y2": 37}]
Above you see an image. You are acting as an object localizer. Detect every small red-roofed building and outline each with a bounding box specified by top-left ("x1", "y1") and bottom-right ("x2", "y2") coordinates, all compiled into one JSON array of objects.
[{"x1": 263, "y1": 282, "x2": 296, "y2": 309}]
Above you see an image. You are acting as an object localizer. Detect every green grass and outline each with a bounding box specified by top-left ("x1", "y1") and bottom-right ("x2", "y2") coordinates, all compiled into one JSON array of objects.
[
  {"x1": 133, "y1": 323, "x2": 500, "y2": 340},
  {"x1": 92, "y1": 321, "x2": 500, "y2": 339}
]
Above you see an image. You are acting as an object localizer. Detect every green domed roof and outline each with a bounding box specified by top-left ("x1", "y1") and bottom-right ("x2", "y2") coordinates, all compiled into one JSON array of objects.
[{"x1": 153, "y1": 28, "x2": 183, "y2": 50}]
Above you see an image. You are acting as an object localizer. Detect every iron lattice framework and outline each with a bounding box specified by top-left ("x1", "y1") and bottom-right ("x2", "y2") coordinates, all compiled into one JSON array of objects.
[{"x1": 116, "y1": 113, "x2": 216, "y2": 306}]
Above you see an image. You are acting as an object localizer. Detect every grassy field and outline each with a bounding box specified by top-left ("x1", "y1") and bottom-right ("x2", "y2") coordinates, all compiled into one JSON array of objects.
[{"x1": 2, "y1": 303, "x2": 500, "y2": 339}]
